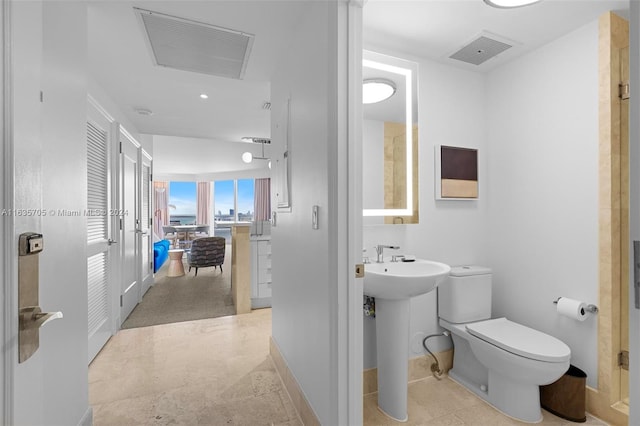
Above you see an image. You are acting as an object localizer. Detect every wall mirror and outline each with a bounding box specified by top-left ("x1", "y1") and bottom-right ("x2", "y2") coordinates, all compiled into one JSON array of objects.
[{"x1": 362, "y1": 50, "x2": 419, "y2": 224}]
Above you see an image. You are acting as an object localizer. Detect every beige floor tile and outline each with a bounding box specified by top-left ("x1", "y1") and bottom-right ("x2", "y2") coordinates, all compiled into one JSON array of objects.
[
  {"x1": 364, "y1": 375, "x2": 609, "y2": 426},
  {"x1": 91, "y1": 309, "x2": 301, "y2": 426},
  {"x1": 92, "y1": 309, "x2": 607, "y2": 426}
]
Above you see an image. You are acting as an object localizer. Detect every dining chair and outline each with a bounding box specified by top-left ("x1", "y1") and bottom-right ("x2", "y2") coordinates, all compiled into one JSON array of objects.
[
  {"x1": 194, "y1": 225, "x2": 210, "y2": 238},
  {"x1": 162, "y1": 226, "x2": 178, "y2": 248}
]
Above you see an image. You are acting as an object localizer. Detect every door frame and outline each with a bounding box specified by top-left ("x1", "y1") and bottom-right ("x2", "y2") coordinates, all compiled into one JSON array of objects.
[
  {"x1": 628, "y1": 2, "x2": 639, "y2": 424},
  {"x1": 1, "y1": 0, "x2": 14, "y2": 423},
  {"x1": 345, "y1": 0, "x2": 363, "y2": 424}
]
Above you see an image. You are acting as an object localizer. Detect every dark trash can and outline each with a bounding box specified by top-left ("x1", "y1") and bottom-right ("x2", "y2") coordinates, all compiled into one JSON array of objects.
[{"x1": 540, "y1": 365, "x2": 587, "y2": 423}]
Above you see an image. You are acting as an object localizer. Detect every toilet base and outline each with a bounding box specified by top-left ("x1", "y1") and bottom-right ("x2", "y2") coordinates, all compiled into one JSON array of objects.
[
  {"x1": 487, "y1": 370, "x2": 543, "y2": 423},
  {"x1": 448, "y1": 370, "x2": 543, "y2": 423}
]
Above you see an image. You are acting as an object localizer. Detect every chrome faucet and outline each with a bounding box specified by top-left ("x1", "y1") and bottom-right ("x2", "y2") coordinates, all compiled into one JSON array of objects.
[{"x1": 376, "y1": 245, "x2": 399, "y2": 263}]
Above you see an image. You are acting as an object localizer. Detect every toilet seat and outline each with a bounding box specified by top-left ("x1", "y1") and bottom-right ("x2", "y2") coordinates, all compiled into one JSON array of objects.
[{"x1": 465, "y1": 317, "x2": 570, "y2": 363}]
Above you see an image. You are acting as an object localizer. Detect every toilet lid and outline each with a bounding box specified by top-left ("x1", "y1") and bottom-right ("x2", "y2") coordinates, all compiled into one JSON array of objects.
[{"x1": 465, "y1": 317, "x2": 570, "y2": 363}]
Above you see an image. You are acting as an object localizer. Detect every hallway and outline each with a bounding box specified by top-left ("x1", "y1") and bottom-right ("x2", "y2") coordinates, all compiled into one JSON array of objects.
[{"x1": 89, "y1": 309, "x2": 300, "y2": 425}]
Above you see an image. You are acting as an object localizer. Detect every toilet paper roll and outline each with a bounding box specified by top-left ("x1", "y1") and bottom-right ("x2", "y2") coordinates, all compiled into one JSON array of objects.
[{"x1": 556, "y1": 297, "x2": 588, "y2": 321}]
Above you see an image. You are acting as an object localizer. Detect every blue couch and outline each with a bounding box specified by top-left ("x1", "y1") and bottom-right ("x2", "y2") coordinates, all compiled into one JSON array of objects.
[{"x1": 153, "y1": 239, "x2": 170, "y2": 273}]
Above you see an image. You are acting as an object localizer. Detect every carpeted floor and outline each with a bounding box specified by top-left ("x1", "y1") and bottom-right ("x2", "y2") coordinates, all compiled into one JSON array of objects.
[{"x1": 121, "y1": 246, "x2": 235, "y2": 329}]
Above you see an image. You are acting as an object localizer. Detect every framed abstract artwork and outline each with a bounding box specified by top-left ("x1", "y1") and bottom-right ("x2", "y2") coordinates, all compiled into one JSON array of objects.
[{"x1": 435, "y1": 145, "x2": 478, "y2": 200}]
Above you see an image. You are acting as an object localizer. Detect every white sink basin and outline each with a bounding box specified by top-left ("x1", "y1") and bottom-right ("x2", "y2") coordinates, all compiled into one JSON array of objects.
[
  {"x1": 364, "y1": 259, "x2": 451, "y2": 299},
  {"x1": 363, "y1": 258, "x2": 451, "y2": 422}
]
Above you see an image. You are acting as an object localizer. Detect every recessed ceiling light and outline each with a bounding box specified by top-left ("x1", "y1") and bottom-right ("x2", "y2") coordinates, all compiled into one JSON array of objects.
[
  {"x1": 200, "y1": 93, "x2": 209, "y2": 99},
  {"x1": 362, "y1": 79, "x2": 396, "y2": 104},
  {"x1": 484, "y1": 0, "x2": 541, "y2": 8},
  {"x1": 134, "y1": 108, "x2": 154, "y2": 116}
]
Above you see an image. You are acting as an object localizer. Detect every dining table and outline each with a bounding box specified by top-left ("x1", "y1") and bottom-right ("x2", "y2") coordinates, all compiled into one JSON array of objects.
[{"x1": 172, "y1": 225, "x2": 209, "y2": 249}]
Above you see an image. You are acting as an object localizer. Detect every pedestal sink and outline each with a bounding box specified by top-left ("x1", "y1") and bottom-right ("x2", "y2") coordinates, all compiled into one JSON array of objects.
[{"x1": 364, "y1": 259, "x2": 451, "y2": 422}]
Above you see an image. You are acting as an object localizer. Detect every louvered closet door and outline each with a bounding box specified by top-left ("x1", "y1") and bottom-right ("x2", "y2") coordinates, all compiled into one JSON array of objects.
[{"x1": 87, "y1": 102, "x2": 114, "y2": 363}]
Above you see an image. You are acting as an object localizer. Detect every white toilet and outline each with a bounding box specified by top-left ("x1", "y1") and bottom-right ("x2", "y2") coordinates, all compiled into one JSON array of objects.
[{"x1": 438, "y1": 266, "x2": 571, "y2": 423}]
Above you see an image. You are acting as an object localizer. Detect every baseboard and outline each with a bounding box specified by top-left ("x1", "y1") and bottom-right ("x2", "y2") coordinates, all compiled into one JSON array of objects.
[
  {"x1": 269, "y1": 337, "x2": 320, "y2": 426},
  {"x1": 77, "y1": 406, "x2": 93, "y2": 426},
  {"x1": 363, "y1": 349, "x2": 454, "y2": 395},
  {"x1": 585, "y1": 386, "x2": 628, "y2": 426}
]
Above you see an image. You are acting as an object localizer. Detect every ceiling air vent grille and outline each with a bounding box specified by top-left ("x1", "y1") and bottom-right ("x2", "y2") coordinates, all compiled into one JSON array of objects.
[
  {"x1": 449, "y1": 36, "x2": 512, "y2": 66},
  {"x1": 135, "y1": 8, "x2": 254, "y2": 79}
]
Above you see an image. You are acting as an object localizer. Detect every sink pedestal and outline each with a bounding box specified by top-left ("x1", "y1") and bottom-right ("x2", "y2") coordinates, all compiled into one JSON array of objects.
[{"x1": 375, "y1": 297, "x2": 410, "y2": 422}]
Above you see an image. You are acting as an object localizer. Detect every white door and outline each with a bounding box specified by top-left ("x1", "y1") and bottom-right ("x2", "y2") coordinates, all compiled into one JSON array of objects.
[
  {"x1": 86, "y1": 99, "x2": 115, "y2": 362},
  {"x1": 140, "y1": 150, "x2": 153, "y2": 295},
  {"x1": 120, "y1": 128, "x2": 141, "y2": 322}
]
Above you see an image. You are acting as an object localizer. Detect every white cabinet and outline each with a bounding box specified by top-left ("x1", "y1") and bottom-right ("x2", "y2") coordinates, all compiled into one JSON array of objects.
[{"x1": 250, "y1": 236, "x2": 272, "y2": 308}]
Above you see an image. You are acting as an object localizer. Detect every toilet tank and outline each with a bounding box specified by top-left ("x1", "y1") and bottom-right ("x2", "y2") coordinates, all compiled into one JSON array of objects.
[{"x1": 438, "y1": 265, "x2": 492, "y2": 323}]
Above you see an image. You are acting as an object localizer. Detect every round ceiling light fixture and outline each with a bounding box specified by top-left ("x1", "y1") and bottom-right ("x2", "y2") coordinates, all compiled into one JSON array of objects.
[
  {"x1": 241, "y1": 152, "x2": 253, "y2": 163},
  {"x1": 483, "y1": 0, "x2": 541, "y2": 8},
  {"x1": 362, "y1": 78, "x2": 396, "y2": 104},
  {"x1": 200, "y1": 93, "x2": 209, "y2": 99}
]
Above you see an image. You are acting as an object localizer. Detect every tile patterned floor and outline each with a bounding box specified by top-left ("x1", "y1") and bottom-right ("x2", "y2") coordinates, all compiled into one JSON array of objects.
[
  {"x1": 364, "y1": 377, "x2": 608, "y2": 426},
  {"x1": 89, "y1": 308, "x2": 301, "y2": 426},
  {"x1": 90, "y1": 308, "x2": 608, "y2": 426}
]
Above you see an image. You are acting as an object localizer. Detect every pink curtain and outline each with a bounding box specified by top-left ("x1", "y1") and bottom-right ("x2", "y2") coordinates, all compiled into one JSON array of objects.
[
  {"x1": 196, "y1": 181, "x2": 211, "y2": 225},
  {"x1": 154, "y1": 181, "x2": 169, "y2": 238},
  {"x1": 254, "y1": 178, "x2": 271, "y2": 221}
]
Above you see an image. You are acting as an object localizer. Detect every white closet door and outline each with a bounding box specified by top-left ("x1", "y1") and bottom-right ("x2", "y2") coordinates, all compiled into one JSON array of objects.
[
  {"x1": 140, "y1": 150, "x2": 153, "y2": 295},
  {"x1": 120, "y1": 128, "x2": 141, "y2": 323},
  {"x1": 86, "y1": 101, "x2": 114, "y2": 363}
]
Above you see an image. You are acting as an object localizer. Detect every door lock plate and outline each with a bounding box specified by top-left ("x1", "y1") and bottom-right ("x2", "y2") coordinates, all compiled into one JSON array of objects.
[{"x1": 355, "y1": 263, "x2": 364, "y2": 278}]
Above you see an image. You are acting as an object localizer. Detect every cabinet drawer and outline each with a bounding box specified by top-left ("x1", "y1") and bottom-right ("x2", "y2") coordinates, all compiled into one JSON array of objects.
[
  {"x1": 258, "y1": 281, "x2": 272, "y2": 298},
  {"x1": 257, "y1": 240, "x2": 271, "y2": 255},
  {"x1": 258, "y1": 267, "x2": 271, "y2": 282},
  {"x1": 258, "y1": 255, "x2": 271, "y2": 269}
]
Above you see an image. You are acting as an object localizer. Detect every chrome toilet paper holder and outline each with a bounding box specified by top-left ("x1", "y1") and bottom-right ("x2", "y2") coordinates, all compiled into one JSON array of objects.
[{"x1": 553, "y1": 297, "x2": 599, "y2": 314}]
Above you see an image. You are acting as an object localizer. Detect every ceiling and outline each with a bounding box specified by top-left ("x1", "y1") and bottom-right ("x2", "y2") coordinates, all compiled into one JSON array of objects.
[
  {"x1": 88, "y1": 0, "x2": 629, "y2": 175},
  {"x1": 363, "y1": 0, "x2": 628, "y2": 72}
]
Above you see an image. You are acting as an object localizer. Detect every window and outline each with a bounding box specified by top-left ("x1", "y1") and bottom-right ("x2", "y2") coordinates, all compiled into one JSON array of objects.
[
  {"x1": 213, "y1": 179, "x2": 255, "y2": 224},
  {"x1": 168, "y1": 181, "x2": 196, "y2": 225},
  {"x1": 237, "y1": 179, "x2": 255, "y2": 223},
  {"x1": 213, "y1": 180, "x2": 234, "y2": 223}
]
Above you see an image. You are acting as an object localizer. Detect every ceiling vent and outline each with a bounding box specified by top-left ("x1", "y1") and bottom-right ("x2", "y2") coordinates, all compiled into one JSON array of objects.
[
  {"x1": 449, "y1": 35, "x2": 512, "y2": 66},
  {"x1": 242, "y1": 137, "x2": 271, "y2": 144},
  {"x1": 135, "y1": 8, "x2": 254, "y2": 79}
]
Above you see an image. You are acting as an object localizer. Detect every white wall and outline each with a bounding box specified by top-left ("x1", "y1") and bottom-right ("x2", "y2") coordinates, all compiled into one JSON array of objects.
[
  {"x1": 363, "y1": 22, "x2": 600, "y2": 382},
  {"x1": 486, "y1": 21, "x2": 600, "y2": 387},
  {"x1": 362, "y1": 55, "x2": 487, "y2": 367},
  {"x1": 270, "y1": 2, "x2": 346, "y2": 424},
  {"x1": 153, "y1": 135, "x2": 270, "y2": 181},
  {"x1": 13, "y1": 1, "x2": 92, "y2": 425},
  {"x1": 88, "y1": 78, "x2": 151, "y2": 153}
]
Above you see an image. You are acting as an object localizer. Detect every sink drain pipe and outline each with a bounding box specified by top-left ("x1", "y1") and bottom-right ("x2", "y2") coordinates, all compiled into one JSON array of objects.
[{"x1": 422, "y1": 331, "x2": 451, "y2": 380}]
